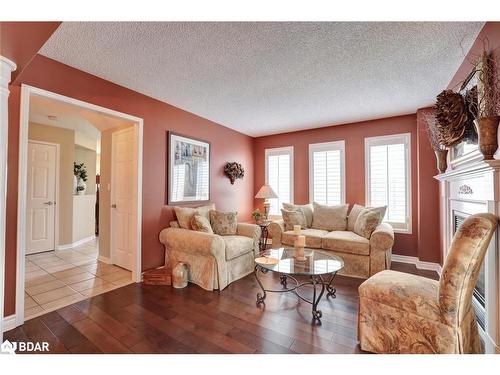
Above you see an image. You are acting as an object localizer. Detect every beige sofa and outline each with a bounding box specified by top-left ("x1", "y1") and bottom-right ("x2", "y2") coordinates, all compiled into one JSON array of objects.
[
  {"x1": 268, "y1": 205, "x2": 394, "y2": 278},
  {"x1": 159, "y1": 220, "x2": 260, "y2": 291}
]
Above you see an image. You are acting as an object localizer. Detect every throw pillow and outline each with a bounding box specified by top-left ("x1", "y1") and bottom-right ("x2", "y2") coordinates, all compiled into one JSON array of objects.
[
  {"x1": 281, "y1": 209, "x2": 307, "y2": 231},
  {"x1": 190, "y1": 214, "x2": 214, "y2": 234},
  {"x1": 348, "y1": 204, "x2": 387, "y2": 231},
  {"x1": 282, "y1": 203, "x2": 314, "y2": 228},
  {"x1": 210, "y1": 210, "x2": 238, "y2": 236},
  {"x1": 311, "y1": 202, "x2": 349, "y2": 231},
  {"x1": 174, "y1": 203, "x2": 215, "y2": 230},
  {"x1": 354, "y1": 208, "x2": 382, "y2": 239}
]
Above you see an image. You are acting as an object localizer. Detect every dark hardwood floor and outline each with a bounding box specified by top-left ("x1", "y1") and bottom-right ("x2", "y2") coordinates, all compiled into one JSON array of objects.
[{"x1": 5, "y1": 262, "x2": 438, "y2": 354}]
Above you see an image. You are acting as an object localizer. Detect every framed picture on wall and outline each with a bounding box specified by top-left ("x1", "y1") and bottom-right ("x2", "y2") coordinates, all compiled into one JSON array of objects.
[{"x1": 167, "y1": 132, "x2": 210, "y2": 204}]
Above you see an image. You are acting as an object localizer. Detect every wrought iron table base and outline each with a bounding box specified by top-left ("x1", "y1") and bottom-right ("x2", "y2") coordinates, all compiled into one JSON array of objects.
[{"x1": 254, "y1": 265, "x2": 338, "y2": 323}]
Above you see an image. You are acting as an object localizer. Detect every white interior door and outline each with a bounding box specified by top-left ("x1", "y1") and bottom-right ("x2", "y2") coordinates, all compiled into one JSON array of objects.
[
  {"x1": 26, "y1": 141, "x2": 57, "y2": 254},
  {"x1": 111, "y1": 127, "x2": 137, "y2": 271}
]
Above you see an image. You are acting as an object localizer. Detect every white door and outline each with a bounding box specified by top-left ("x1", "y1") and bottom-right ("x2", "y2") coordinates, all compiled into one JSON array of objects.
[
  {"x1": 26, "y1": 142, "x2": 57, "y2": 254},
  {"x1": 111, "y1": 127, "x2": 137, "y2": 271}
]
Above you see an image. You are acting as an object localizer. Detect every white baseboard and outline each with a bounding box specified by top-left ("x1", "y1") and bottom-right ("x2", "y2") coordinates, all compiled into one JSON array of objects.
[
  {"x1": 391, "y1": 254, "x2": 442, "y2": 274},
  {"x1": 3, "y1": 314, "x2": 17, "y2": 332},
  {"x1": 56, "y1": 235, "x2": 96, "y2": 251},
  {"x1": 98, "y1": 255, "x2": 112, "y2": 264}
]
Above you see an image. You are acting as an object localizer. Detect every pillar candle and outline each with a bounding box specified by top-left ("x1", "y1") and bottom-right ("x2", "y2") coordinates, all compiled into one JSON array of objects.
[
  {"x1": 293, "y1": 225, "x2": 301, "y2": 235},
  {"x1": 296, "y1": 235, "x2": 306, "y2": 247}
]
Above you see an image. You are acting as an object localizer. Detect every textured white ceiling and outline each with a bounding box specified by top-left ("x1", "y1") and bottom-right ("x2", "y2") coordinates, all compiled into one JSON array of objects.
[{"x1": 40, "y1": 22, "x2": 484, "y2": 137}]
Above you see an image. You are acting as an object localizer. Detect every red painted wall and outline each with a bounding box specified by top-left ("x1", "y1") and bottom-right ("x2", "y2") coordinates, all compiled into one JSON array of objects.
[
  {"x1": 4, "y1": 55, "x2": 254, "y2": 316},
  {"x1": 0, "y1": 22, "x2": 61, "y2": 81},
  {"x1": 447, "y1": 22, "x2": 500, "y2": 91},
  {"x1": 416, "y1": 107, "x2": 441, "y2": 263},
  {"x1": 253, "y1": 114, "x2": 420, "y2": 257}
]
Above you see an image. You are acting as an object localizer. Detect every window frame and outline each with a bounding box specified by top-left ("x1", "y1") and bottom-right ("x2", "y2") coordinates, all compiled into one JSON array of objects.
[
  {"x1": 264, "y1": 146, "x2": 294, "y2": 217},
  {"x1": 364, "y1": 133, "x2": 412, "y2": 234},
  {"x1": 308, "y1": 140, "x2": 346, "y2": 206}
]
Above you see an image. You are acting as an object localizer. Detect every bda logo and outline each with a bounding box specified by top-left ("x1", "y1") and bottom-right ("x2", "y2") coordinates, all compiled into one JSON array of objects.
[{"x1": 1, "y1": 340, "x2": 16, "y2": 354}]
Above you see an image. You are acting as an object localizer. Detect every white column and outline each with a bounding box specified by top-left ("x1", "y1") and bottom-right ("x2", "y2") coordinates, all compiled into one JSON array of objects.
[{"x1": 0, "y1": 56, "x2": 16, "y2": 343}]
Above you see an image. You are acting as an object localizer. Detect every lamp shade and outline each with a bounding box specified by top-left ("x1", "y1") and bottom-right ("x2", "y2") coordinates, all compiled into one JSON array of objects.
[{"x1": 255, "y1": 184, "x2": 278, "y2": 199}]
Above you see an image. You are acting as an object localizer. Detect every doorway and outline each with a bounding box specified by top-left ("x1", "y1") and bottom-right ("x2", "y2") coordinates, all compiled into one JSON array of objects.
[
  {"x1": 16, "y1": 85, "x2": 143, "y2": 326},
  {"x1": 26, "y1": 141, "x2": 59, "y2": 255}
]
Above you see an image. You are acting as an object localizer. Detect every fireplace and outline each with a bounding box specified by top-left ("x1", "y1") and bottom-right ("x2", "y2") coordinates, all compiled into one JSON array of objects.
[
  {"x1": 436, "y1": 158, "x2": 500, "y2": 353},
  {"x1": 453, "y1": 211, "x2": 486, "y2": 329}
]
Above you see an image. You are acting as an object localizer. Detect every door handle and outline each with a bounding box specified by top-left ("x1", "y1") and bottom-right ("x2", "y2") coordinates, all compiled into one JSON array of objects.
[
  {"x1": 44, "y1": 201, "x2": 53, "y2": 206},
  {"x1": 111, "y1": 204, "x2": 117, "y2": 209}
]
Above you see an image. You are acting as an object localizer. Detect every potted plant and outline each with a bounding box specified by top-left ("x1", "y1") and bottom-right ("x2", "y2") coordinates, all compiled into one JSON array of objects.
[
  {"x1": 76, "y1": 185, "x2": 85, "y2": 196},
  {"x1": 74, "y1": 162, "x2": 88, "y2": 194},
  {"x1": 469, "y1": 51, "x2": 500, "y2": 160},
  {"x1": 423, "y1": 112, "x2": 448, "y2": 173},
  {"x1": 251, "y1": 209, "x2": 263, "y2": 224}
]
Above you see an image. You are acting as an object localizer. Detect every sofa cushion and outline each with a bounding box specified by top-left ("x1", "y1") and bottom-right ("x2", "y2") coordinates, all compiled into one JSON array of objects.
[
  {"x1": 322, "y1": 231, "x2": 370, "y2": 255},
  {"x1": 282, "y1": 228, "x2": 329, "y2": 249},
  {"x1": 210, "y1": 210, "x2": 238, "y2": 236},
  {"x1": 359, "y1": 270, "x2": 440, "y2": 320},
  {"x1": 354, "y1": 209, "x2": 382, "y2": 239},
  {"x1": 283, "y1": 203, "x2": 314, "y2": 228},
  {"x1": 311, "y1": 202, "x2": 348, "y2": 231},
  {"x1": 190, "y1": 214, "x2": 214, "y2": 234},
  {"x1": 281, "y1": 208, "x2": 306, "y2": 231},
  {"x1": 223, "y1": 235, "x2": 254, "y2": 260},
  {"x1": 348, "y1": 204, "x2": 387, "y2": 232},
  {"x1": 174, "y1": 203, "x2": 215, "y2": 230}
]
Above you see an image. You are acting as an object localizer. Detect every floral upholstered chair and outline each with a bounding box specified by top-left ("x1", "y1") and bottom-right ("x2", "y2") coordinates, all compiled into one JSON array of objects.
[{"x1": 358, "y1": 213, "x2": 498, "y2": 354}]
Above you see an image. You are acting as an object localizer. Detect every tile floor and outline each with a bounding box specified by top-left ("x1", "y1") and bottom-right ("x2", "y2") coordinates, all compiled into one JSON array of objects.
[{"x1": 24, "y1": 238, "x2": 132, "y2": 321}]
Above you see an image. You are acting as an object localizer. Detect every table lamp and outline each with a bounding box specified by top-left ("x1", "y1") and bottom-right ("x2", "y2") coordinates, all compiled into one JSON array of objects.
[{"x1": 255, "y1": 185, "x2": 278, "y2": 220}]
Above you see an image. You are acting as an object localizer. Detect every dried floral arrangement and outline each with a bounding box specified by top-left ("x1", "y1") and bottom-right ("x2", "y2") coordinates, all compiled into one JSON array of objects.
[
  {"x1": 435, "y1": 90, "x2": 468, "y2": 147},
  {"x1": 422, "y1": 112, "x2": 446, "y2": 151},
  {"x1": 224, "y1": 162, "x2": 244, "y2": 184},
  {"x1": 468, "y1": 51, "x2": 500, "y2": 118}
]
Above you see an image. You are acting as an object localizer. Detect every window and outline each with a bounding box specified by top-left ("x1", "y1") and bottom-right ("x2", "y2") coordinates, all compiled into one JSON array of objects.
[
  {"x1": 265, "y1": 146, "x2": 293, "y2": 215},
  {"x1": 309, "y1": 141, "x2": 345, "y2": 206},
  {"x1": 365, "y1": 133, "x2": 411, "y2": 232}
]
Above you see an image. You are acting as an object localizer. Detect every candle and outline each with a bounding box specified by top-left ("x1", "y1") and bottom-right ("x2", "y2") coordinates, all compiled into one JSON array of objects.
[
  {"x1": 293, "y1": 225, "x2": 301, "y2": 235},
  {"x1": 296, "y1": 235, "x2": 306, "y2": 247}
]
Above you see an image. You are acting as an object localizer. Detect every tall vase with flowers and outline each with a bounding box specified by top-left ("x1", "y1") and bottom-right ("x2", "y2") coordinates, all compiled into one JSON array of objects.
[
  {"x1": 423, "y1": 111, "x2": 448, "y2": 173},
  {"x1": 468, "y1": 50, "x2": 500, "y2": 160}
]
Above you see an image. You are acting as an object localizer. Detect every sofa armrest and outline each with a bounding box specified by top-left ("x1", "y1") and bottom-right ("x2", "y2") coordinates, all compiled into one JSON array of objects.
[
  {"x1": 268, "y1": 220, "x2": 285, "y2": 245},
  {"x1": 159, "y1": 227, "x2": 225, "y2": 260},
  {"x1": 369, "y1": 223, "x2": 395, "y2": 252},
  {"x1": 237, "y1": 223, "x2": 261, "y2": 256}
]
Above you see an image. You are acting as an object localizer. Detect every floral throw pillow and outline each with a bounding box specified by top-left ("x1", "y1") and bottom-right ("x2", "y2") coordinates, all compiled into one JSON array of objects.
[
  {"x1": 282, "y1": 203, "x2": 314, "y2": 228},
  {"x1": 311, "y1": 202, "x2": 349, "y2": 231},
  {"x1": 209, "y1": 210, "x2": 238, "y2": 236},
  {"x1": 354, "y1": 209, "x2": 382, "y2": 239},
  {"x1": 190, "y1": 214, "x2": 214, "y2": 234},
  {"x1": 174, "y1": 203, "x2": 215, "y2": 230},
  {"x1": 281, "y1": 209, "x2": 307, "y2": 231}
]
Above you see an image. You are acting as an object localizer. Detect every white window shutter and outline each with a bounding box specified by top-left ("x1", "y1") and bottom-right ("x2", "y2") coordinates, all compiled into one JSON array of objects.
[
  {"x1": 366, "y1": 134, "x2": 410, "y2": 231},
  {"x1": 310, "y1": 141, "x2": 345, "y2": 206},
  {"x1": 265, "y1": 147, "x2": 293, "y2": 215}
]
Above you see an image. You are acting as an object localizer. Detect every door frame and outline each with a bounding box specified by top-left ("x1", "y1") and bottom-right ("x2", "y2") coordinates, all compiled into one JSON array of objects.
[
  {"x1": 16, "y1": 84, "x2": 144, "y2": 327},
  {"x1": 26, "y1": 140, "x2": 60, "y2": 255},
  {"x1": 110, "y1": 127, "x2": 138, "y2": 271}
]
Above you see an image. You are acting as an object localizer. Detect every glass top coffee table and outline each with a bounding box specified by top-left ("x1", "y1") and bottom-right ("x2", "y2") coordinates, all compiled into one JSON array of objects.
[{"x1": 254, "y1": 247, "x2": 344, "y2": 323}]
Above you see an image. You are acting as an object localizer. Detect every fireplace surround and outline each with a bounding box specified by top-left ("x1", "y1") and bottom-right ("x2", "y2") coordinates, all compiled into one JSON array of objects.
[{"x1": 435, "y1": 156, "x2": 500, "y2": 353}]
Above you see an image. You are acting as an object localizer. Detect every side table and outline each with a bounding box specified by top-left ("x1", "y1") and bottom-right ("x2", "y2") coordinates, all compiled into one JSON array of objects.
[{"x1": 257, "y1": 221, "x2": 272, "y2": 254}]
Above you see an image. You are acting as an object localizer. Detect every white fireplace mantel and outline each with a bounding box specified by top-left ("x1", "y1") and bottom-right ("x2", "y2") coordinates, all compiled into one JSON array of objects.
[{"x1": 435, "y1": 158, "x2": 500, "y2": 353}]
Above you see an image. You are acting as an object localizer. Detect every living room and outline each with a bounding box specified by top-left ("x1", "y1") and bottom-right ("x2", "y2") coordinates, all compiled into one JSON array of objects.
[{"x1": 1, "y1": 1, "x2": 500, "y2": 372}]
